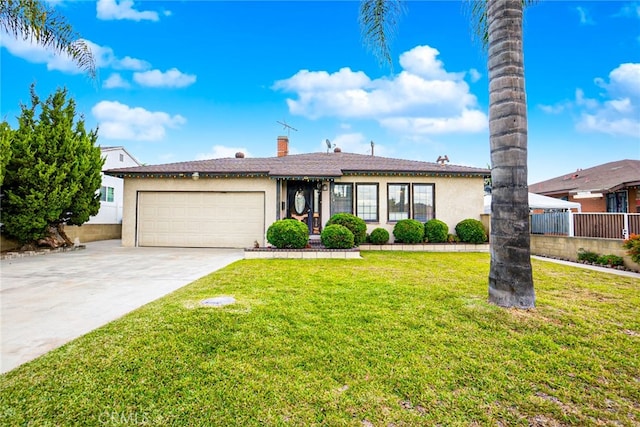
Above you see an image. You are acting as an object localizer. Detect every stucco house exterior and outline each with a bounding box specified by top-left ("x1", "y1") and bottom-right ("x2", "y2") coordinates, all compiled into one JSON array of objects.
[
  {"x1": 529, "y1": 159, "x2": 640, "y2": 213},
  {"x1": 105, "y1": 137, "x2": 490, "y2": 248},
  {"x1": 88, "y1": 146, "x2": 141, "y2": 224}
]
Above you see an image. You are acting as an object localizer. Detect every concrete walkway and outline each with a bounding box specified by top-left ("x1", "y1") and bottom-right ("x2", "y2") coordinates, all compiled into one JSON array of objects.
[{"x1": 1, "y1": 240, "x2": 243, "y2": 374}]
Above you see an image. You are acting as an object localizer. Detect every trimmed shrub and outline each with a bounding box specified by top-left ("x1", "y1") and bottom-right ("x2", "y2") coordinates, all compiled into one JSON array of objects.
[
  {"x1": 424, "y1": 219, "x2": 448, "y2": 243},
  {"x1": 326, "y1": 213, "x2": 367, "y2": 246},
  {"x1": 455, "y1": 219, "x2": 488, "y2": 244},
  {"x1": 393, "y1": 219, "x2": 425, "y2": 244},
  {"x1": 597, "y1": 254, "x2": 624, "y2": 267},
  {"x1": 623, "y1": 234, "x2": 640, "y2": 264},
  {"x1": 266, "y1": 219, "x2": 309, "y2": 249},
  {"x1": 321, "y1": 224, "x2": 354, "y2": 249},
  {"x1": 369, "y1": 227, "x2": 390, "y2": 245},
  {"x1": 577, "y1": 249, "x2": 599, "y2": 263}
]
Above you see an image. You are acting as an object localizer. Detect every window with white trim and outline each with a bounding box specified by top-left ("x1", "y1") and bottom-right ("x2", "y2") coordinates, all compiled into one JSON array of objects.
[
  {"x1": 100, "y1": 186, "x2": 114, "y2": 202},
  {"x1": 356, "y1": 183, "x2": 378, "y2": 222}
]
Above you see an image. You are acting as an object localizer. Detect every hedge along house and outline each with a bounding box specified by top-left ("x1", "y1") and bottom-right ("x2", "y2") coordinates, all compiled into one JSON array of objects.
[{"x1": 105, "y1": 136, "x2": 490, "y2": 248}]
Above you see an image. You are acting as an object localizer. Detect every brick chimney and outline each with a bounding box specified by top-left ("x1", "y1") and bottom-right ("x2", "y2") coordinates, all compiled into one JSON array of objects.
[{"x1": 277, "y1": 136, "x2": 289, "y2": 157}]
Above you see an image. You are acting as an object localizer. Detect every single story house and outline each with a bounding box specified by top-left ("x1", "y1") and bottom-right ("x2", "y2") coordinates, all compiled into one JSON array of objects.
[
  {"x1": 529, "y1": 159, "x2": 640, "y2": 213},
  {"x1": 88, "y1": 146, "x2": 142, "y2": 224},
  {"x1": 105, "y1": 136, "x2": 490, "y2": 248}
]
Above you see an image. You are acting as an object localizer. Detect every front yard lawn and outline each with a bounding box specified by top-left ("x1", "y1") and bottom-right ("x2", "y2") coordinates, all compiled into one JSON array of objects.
[{"x1": 1, "y1": 252, "x2": 639, "y2": 426}]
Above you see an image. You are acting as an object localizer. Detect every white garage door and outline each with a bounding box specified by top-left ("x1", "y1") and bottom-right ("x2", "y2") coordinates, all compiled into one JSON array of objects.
[{"x1": 137, "y1": 191, "x2": 264, "y2": 248}]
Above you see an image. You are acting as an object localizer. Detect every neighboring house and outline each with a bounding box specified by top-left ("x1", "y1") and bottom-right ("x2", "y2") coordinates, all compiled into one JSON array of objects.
[
  {"x1": 88, "y1": 146, "x2": 141, "y2": 224},
  {"x1": 529, "y1": 159, "x2": 640, "y2": 214},
  {"x1": 483, "y1": 193, "x2": 581, "y2": 214},
  {"x1": 105, "y1": 136, "x2": 490, "y2": 248}
]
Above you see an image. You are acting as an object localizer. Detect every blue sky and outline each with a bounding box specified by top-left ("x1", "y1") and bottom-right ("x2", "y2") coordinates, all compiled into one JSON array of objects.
[{"x1": 1, "y1": 0, "x2": 638, "y2": 184}]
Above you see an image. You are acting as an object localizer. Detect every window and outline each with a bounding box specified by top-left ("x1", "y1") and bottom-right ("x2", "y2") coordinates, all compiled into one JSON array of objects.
[
  {"x1": 331, "y1": 183, "x2": 353, "y2": 215},
  {"x1": 413, "y1": 184, "x2": 434, "y2": 222},
  {"x1": 606, "y1": 191, "x2": 628, "y2": 213},
  {"x1": 356, "y1": 183, "x2": 378, "y2": 221},
  {"x1": 388, "y1": 184, "x2": 410, "y2": 221},
  {"x1": 100, "y1": 186, "x2": 114, "y2": 202}
]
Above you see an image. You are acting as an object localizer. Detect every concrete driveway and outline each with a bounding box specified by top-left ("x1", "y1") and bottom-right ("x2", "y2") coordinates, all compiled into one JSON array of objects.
[{"x1": 1, "y1": 240, "x2": 243, "y2": 374}]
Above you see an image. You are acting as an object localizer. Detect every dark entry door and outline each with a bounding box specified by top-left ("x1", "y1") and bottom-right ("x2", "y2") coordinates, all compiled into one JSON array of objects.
[{"x1": 286, "y1": 181, "x2": 321, "y2": 234}]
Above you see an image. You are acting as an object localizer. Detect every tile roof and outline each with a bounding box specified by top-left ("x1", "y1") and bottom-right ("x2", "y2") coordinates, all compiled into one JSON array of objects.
[
  {"x1": 105, "y1": 152, "x2": 490, "y2": 178},
  {"x1": 528, "y1": 159, "x2": 640, "y2": 195}
]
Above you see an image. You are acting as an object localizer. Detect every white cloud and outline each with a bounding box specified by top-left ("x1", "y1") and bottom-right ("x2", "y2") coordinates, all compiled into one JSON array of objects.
[
  {"x1": 92, "y1": 101, "x2": 186, "y2": 141},
  {"x1": 468, "y1": 68, "x2": 482, "y2": 83},
  {"x1": 273, "y1": 44, "x2": 487, "y2": 137},
  {"x1": 576, "y1": 6, "x2": 595, "y2": 25},
  {"x1": 615, "y1": 3, "x2": 640, "y2": 18},
  {"x1": 196, "y1": 146, "x2": 251, "y2": 160},
  {"x1": 0, "y1": 34, "x2": 150, "y2": 75},
  {"x1": 103, "y1": 73, "x2": 130, "y2": 89},
  {"x1": 576, "y1": 63, "x2": 640, "y2": 137},
  {"x1": 133, "y1": 68, "x2": 197, "y2": 88},
  {"x1": 0, "y1": 31, "x2": 80, "y2": 73},
  {"x1": 114, "y1": 56, "x2": 150, "y2": 71},
  {"x1": 96, "y1": 0, "x2": 161, "y2": 22}
]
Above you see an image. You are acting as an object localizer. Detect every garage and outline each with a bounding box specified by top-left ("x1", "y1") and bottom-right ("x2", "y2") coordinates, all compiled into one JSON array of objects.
[{"x1": 137, "y1": 191, "x2": 265, "y2": 248}]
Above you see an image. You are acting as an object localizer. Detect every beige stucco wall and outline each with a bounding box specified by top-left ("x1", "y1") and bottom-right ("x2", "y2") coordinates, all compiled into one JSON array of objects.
[
  {"x1": 1, "y1": 224, "x2": 121, "y2": 251},
  {"x1": 121, "y1": 177, "x2": 277, "y2": 247},
  {"x1": 331, "y1": 175, "x2": 485, "y2": 242}
]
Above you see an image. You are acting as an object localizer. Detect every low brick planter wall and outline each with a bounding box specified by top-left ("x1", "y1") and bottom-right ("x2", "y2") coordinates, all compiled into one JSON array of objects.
[
  {"x1": 245, "y1": 248, "x2": 361, "y2": 259},
  {"x1": 359, "y1": 243, "x2": 490, "y2": 252}
]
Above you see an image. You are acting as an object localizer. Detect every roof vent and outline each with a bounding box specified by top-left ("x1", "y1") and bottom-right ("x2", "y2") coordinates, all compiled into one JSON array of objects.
[
  {"x1": 235, "y1": 152, "x2": 245, "y2": 158},
  {"x1": 334, "y1": 147, "x2": 342, "y2": 153}
]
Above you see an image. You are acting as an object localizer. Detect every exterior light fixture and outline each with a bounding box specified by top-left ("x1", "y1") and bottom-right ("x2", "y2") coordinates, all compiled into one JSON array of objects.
[{"x1": 192, "y1": 172, "x2": 200, "y2": 180}]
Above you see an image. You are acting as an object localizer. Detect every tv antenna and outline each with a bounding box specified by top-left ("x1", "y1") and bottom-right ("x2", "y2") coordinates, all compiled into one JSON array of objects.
[
  {"x1": 325, "y1": 138, "x2": 336, "y2": 153},
  {"x1": 276, "y1": 119, "x2": 298, "y2": 137}
]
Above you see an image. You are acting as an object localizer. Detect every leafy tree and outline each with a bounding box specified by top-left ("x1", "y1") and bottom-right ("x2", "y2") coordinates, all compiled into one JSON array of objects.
[
  {"x1": 0, "y1": 122, "x2": 12, "y2": 187},
  {"x1": 359, "y1": 0, "x2": 536, "y2": 308},
  {"x1": 0, "y1": 0, "x2": 96, "y2": 78},
  {"x1": 1, "y1": 86, "x2": 104, "y2": 246}
]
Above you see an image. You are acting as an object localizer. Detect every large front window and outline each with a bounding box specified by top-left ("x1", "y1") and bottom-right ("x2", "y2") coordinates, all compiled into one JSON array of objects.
[
  {"x1": 356, "y1": 183, "x2": 378, "y2": 222},
  {"x1": 331, "y1": 183, "x2": 353, "y2": 215},
  {"x1": 388, "y1": 184, "x2": 409, "y2": 221},
  {"x1": 413, "y1": 184, "x2": 434, "y2": 222}
]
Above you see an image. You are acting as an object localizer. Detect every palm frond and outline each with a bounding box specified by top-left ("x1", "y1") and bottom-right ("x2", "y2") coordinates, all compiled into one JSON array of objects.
[
  {"x1": 465, "y1": 0, "x2": 538, "y2": 51},
  {"x1": 359, "y1": 0, "x2": 405, "y2": 70},
  {"x1": 0, "y1": 0, "x2": 96, "y2": 79}
]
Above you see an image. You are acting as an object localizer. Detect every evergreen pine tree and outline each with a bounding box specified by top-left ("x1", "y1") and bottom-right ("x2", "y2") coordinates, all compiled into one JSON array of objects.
[{"x1": 1, "y1": 86, "x2": 104, "y2": 246}]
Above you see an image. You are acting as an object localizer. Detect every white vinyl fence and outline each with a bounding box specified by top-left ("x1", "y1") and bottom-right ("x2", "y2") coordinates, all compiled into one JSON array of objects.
[{"x1": 530, "y1": 212, "x2": 640, "y2": 239}]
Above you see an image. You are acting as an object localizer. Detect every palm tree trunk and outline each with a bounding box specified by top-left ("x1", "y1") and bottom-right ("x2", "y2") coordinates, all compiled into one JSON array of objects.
[{"x1": 487, "y1": 0, "x2": 535, "y2": 308}]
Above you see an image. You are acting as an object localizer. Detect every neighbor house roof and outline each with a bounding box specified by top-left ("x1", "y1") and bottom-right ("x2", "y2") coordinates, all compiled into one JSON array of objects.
[
  {"x1": 529, "y1": 159, "x2": 640, "y2": 196},
  {"x1": 105, "y1": 152, "x2": 490, "y2": 179}
]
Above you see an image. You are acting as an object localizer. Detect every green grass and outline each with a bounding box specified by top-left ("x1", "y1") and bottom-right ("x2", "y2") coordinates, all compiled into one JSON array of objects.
[{"x1": 1, "y1": 252, "x2": 639, "y2": 426}]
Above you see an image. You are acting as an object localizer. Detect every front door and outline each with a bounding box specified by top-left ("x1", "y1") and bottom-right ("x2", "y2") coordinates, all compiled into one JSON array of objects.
[{"x1": 286, "y1": 181, "x2": 322, "y2": 234}]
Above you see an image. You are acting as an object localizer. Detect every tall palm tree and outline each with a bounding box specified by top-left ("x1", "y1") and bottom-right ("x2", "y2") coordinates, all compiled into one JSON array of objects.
[
  {"x1": 0, "y1": 0, "x2": 96, "y2": 78},
  {"x1": 360, "y1": 0, "x2": 535, "y2": 308}
]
